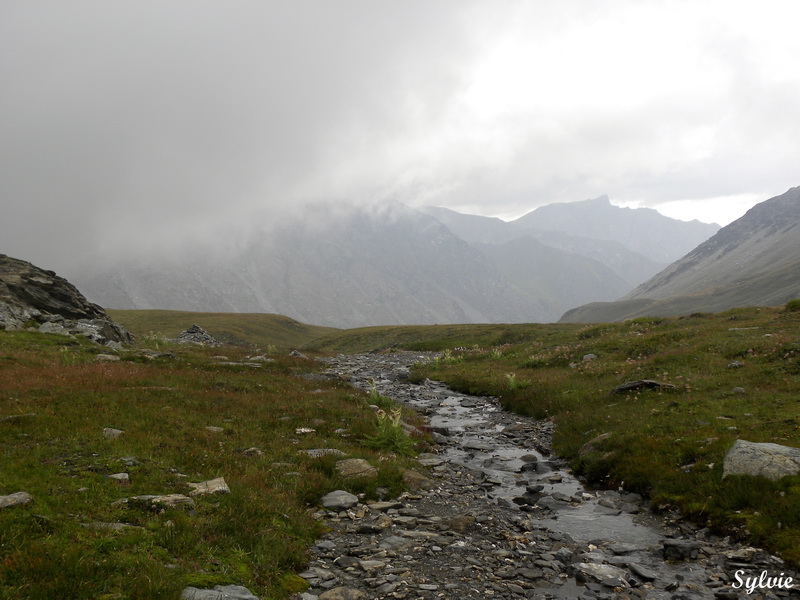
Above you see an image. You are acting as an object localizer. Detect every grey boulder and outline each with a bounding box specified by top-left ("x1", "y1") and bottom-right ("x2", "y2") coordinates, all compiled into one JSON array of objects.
[
  {"x1": 723, "y1": 439, "x2": 800, "y2": 481},
  {"x1": 321, "y1": 490, "x2": 359, "y2": 510},
  {"x1": 181, "y1": 585, "x2": 258, "y2": 600}
]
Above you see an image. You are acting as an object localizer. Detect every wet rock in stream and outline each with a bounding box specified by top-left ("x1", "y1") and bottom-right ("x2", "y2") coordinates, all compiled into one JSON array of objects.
[{"x1": 295, "y1": 352, "x2": 798, "y2": 600}]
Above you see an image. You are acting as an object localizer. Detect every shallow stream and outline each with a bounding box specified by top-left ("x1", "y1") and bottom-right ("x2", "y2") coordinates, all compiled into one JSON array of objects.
[{"x1": 317, "y1": 351, "x2": 797, "y2": 599}]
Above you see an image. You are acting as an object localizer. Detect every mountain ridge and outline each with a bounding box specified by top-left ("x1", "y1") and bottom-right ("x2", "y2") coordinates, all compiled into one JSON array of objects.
[
  {"x1": 65, "y1": 197, "x2": 721, "y2": 328},
  {"x1": 561, "y1": 186, "x2": 800, "y2": 322}
]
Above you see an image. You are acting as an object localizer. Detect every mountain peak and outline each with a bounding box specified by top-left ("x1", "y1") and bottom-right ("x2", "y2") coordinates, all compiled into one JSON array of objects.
[
  {"x1": 509, "y1": 196, "x2": 719, "y2": 264},
  {"x1": 561, "y1": 186, "x2": 800, "y2": 322}
]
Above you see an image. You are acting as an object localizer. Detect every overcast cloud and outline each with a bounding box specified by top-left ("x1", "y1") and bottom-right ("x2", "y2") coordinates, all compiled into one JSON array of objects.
[{"x1": 2, "y1": 1, "x2": 800, "y2": 271}]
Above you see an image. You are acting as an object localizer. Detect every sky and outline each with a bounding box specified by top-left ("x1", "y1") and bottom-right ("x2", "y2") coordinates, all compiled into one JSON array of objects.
[{"x1": 2, "y1": 1, "x2": 800, "y2": 271}]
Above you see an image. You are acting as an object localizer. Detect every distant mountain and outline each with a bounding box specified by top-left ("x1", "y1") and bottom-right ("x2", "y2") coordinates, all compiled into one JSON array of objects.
[
  {"x1": 508, "y1": 195, "x2": 719, "y2": 264},
  {"x1": 74, "y1": 203, "x2": 535, "y2": 327},
  {"x1": 561, "y1": 187, "x2": 800, "y2": 323},
  {"x1": 422, "y1": 198, "x2": 718, "y2": 290},
  {"x1": 68, "y1": 197, "x2": 720, "y2": 328}
]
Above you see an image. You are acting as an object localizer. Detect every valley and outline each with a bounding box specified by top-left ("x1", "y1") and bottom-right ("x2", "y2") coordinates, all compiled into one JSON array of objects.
[{"x1": 4, "y1": 303, "x2": 800, "y2": 598}]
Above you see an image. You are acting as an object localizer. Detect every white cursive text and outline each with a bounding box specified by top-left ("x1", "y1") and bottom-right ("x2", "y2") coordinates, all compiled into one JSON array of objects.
[{"x1": 732, "y1": 570, "x2": 794, "y2": 595}]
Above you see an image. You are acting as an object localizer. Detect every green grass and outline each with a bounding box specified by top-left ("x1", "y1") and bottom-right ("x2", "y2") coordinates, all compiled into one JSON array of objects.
[
  {"x1": 410, "y1": 305, "x2": 800, "y2": 565},
  {"x1": 305, "y1": 322, "x2": 579, "y2": 353},
  {"x1": 107, "y1": 309, "x2": 338, "y2": 349},
  {"x1": 0, "y1": 331, "x2": 421, "y2": 599},
  {"x1": 6, "y1": 301, "x2": 800, "y2": 594}
]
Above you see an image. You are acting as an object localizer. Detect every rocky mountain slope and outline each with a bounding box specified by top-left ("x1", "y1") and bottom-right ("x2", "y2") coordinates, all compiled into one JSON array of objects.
[
  {"x1": 561, "y1": 186, "x2": 800, "y2": 322},
  {"x1": 0, "y1": 254, "x2": 133, "y2": 345},
  {"x1": 68, "y1": 198, "x2": 719, "y2": 328}
]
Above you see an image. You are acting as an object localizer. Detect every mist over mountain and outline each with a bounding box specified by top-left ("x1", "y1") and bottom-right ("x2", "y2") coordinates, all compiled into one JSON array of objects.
[
  {"x1": 509, "y1": 196, "x2": 718, "y2": 264},
  {"x1": 68, "y1": 198, "x2": 720, "y2": 328},
  {"x1": 561, "y1": 186, "x2": 800, "y2": 323},
  {"x1": 420, "y1": 197, "x2": 718, "y2": 289}
]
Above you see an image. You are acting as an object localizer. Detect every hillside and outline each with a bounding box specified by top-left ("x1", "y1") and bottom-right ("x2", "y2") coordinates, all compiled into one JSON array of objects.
[
  {"x1": 561, "y1": 187, "x2": 800, "y2": 322},
  {"x1": 108, "y1": 309, "x2": 338, "y2": 349}
]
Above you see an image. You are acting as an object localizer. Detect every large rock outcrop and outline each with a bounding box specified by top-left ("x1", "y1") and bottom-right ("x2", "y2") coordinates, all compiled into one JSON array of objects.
[{"x1": 0, "y1": 254, "x2": 133, "y2": 346}]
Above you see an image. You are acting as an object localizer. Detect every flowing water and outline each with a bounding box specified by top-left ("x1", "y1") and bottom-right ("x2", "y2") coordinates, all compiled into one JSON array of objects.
[{"x1": 318, "y1": 351, "x2": 798, "y2": 599}]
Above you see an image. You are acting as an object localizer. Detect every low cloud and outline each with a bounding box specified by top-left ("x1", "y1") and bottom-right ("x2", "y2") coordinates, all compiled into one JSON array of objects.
[{"x1": 2, "y1": 1, "x2": 799, "y2": 271}]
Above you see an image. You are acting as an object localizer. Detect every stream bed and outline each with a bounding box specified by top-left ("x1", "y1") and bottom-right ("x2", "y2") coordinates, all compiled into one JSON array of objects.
[{"x1": 296, "y1": 352, "x2": 798, "y2": 600}]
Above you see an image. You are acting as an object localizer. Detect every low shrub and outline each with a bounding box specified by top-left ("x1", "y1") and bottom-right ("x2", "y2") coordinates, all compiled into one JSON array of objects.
[{"x1": 785, "y1": 298, "x2": 800, "y2": 312}]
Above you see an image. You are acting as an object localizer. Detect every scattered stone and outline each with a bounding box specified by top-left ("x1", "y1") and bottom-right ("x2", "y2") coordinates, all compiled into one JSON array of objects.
[
  {"x1": 215, "y1": 361, "x2": 262, "y2": 368},
  {"x1": 335, "y1": 459, "x2": 378, "y2": 478},
  {"x1": 463, "y1": 439, "x2": 495, "y2": 451},
  {"x1": 206, "y1": 426, "x2": 225, "y2": 434},
  {"x1": 107, "y1": 472, "x2": 129, "y2": 483},
  {"x1": 400, "y1": 420, "x2": 425, "y2": 437},
  {"x1": 82, "y1": 521, "x2": 141, "y2": 532},
  {"x1": 125, "y1": 494, "x2": 195, "y2": 511},
  {"x1": 93, "y1": 353, "x2": 120, "y2": 362},
  {"x1": 38, "y1": 321, "x2": 72, "y2": 336},
  {"x1": 611, "y1": 379, "x2": 676, "y2": 394},
  {"x1": 723, "y1": 547, "x2": 759, "y2": 561},
  {"x1": 723, "y1": 439, "x2": 800, "y2": 481},
  {"x1": 445, "y1": 514, "x2": 476, "y2": 533},
  {"x1": 574, "y1": 562, "x2": 629, "y2": 587},
  {"x1": 578, "y1": 432, "x2": 613, "y2": 457},
  {"x1": 608, "y1": 542, "x2": 642, "y2": 555},
  {"x1": 367, "y1": 501, "x2": 402, "y2": 512},
  {"x1": 301, "y1": 449, "x2": 346, "y2": 458},
  {"x1": 187, "y1": 477, "x2": 230, "y2": 496},
  {"x1": 180, "y1": 584, "x2": 259, "y2": 599},
  {"x1": 103, "y1": 427, "x2": 124, "y2": 439},
  {"x1": 0, "y1": 412, "x2": 37, "y2": 423},
  {"x1": 295, "y1": 427, "x2": 316, "y2": 435},
  {"x1": 289, "y1": 350, "x2": 309, "y2": 359},
  {"x1": 247, "y1": 355, "x2": 274, "y2": 363},
  {"x1": 318, "y1": 588, "x2": 365, "y2": 600},
  {"x1": 663, "y1": 538, "x2": 701, "y2": 561},
  {"x1": 321, "y1": 490, "x2": 359, "y2": 510},
  {"x1": 401, "y1": 468, "x2": 433, "y2": 490},
  {"x1": 177, "y1": 324, "x2": 222, "y2": 347},
  {"x1": 0, "y1": 491, "x2": 33, "y2": 509},
  {"x1": 627, "y1": 562, "x2": 658, "y2": 581}
]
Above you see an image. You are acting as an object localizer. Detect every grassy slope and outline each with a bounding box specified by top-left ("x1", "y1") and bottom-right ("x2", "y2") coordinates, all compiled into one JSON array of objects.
[
  {"x1": 0, "y1": 331, "x2": 423, "y2": 599},
  {"x1": 410, "y1": 305, "x2": 800, "y2": 565},
  {"x1": 107, "y1": 309, "x2": 338, "y2": 349},
  {"x1": 305, "y1": 322, "x2": 580, "y2": 354},
  {"x1": 5, "y1": 302, "x2": 800, "y2": 596}
]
